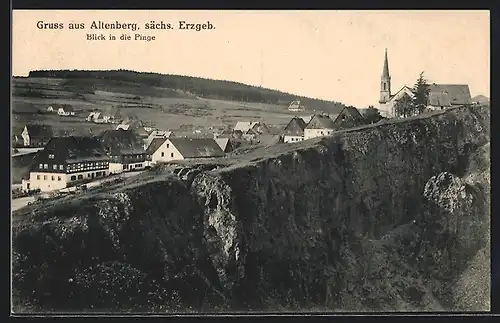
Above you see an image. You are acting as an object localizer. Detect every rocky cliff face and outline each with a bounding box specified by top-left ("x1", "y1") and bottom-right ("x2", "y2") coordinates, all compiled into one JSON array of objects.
[{"x1": 12, "y1": 106, "x2": 490, "y2": 312}]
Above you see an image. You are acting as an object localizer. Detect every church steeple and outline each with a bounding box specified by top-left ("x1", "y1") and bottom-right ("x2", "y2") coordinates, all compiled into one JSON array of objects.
[{"x1": 379, "y1": 48, "x2": 391, "y2": 104}]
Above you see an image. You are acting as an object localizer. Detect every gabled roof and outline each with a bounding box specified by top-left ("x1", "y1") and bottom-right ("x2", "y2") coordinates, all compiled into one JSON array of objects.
[
  {"x1": 332, "y1": 106, "x2": 366, "y2": 126},
  {"x1": 25, "y1": 124, "x2": 54, "y2": 139},
  {"x1": 169, "y1": 138, "x2": 225, "y2": 158},
  {"x1": 32, "y1": 136, "x2": 107, "y2": 166},
  {"x1": 98, "y1": 129, "x2": 145, "y2": 154},
  {"x1": 389, "y1": 85, "x2": 414, "y2": 101},
  {"x1": 251, "y1": 122, "x2": 270, "y2": 134},
  {"x1": 283, "y1": 117, "x2": 307, "y2": 136},
  {"x1": 58, "y1": 106, "x2": 75, "y2": 111},
  {"x1": 305, "y1": 114, "x2": 335, "y2": 130},
  {"x1": 214, "y1": 138, "x2": 231, "y2": 152},
  {"x1": 149, "y1": 130, "x2": 172, "y2": 138},
  {"x1": 246, "y1": 128, "x2": 259, "y2": 135},
  {"x1": 234, "y1": 121, "x2": 260, "y2": 133},
  {"x1": 428, "y1": 84, "x2": 472, "y2": 106},
  {"x1": 146, "y1": 137, "x2": 167, "y2": 154}
]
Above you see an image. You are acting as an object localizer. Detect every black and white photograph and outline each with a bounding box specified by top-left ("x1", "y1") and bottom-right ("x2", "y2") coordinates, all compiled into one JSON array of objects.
[{"x1": 11, "y1": 10, "x2": 491, "y2": 314}]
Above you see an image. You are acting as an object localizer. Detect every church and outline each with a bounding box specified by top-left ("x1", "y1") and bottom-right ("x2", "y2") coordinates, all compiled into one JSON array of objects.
[{"x1": 377, "y1": 49, "x2": 473, "y2": 118}]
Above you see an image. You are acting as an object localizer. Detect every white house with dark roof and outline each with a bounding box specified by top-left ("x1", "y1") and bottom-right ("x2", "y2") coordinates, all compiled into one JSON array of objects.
[
  {"x1": 303, "y1": 114, "x2": 336, "y2": 140},
  {"x1": 22, "y1": 136, "x2": 110, "y2": 192},
  {"x1": 146, "y1": 137, "x2": 225, "y2": 164},
  {"x1": 283, "y1": 117, "x2": 307, "y2": 143},
  {"x1": 57, "y1": 106, "x2": 76, "y2": 116},
  {"x1": 378, "y1": 49, "x2": 473, "y2": 117}
]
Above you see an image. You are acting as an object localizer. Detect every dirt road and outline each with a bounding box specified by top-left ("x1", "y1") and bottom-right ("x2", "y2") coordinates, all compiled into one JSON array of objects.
[{"x1": 11, "y1": 170, "x2": 145, "y2": 212}]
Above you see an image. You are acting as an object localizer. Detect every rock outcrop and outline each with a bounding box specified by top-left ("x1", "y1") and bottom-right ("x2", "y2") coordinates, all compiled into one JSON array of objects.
[{"x1": 11, "y1": 106, "x2": 490, "y2": 312}]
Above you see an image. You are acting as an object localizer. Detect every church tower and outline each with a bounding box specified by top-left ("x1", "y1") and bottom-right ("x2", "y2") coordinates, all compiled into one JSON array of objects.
[{"x1": 379, "y1": 48, "x2": 391, "y2": 104}]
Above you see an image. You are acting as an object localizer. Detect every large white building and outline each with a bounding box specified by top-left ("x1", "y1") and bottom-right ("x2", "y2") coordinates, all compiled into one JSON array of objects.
[
  {"x1": 22, "y1": 136, "x2": 110, "y2": 192},
  {"x1": 146, "y1": 138, "x2": 225, "y2": 165}
]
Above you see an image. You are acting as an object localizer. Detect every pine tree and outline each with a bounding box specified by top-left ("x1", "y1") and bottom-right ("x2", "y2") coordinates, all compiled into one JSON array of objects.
[{"x1": 412, "y1": 71, "x2": 431, "y2": 114}]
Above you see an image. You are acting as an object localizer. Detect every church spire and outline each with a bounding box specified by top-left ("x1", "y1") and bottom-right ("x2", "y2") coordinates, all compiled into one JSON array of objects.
[
  {"x1": 379, "y1": 48, "x2": 392, "y2": 104},
  {"x1": 382, "y1": 48, "x2": 390, "y2": 78}
]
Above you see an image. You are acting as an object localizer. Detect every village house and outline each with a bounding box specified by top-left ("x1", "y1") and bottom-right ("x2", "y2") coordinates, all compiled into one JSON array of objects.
[
  {"x1": 86, "y1": 111, "x2": 101, "y2": 122},
  {"x1": 144, "y1": 130, "x2": 173, "y2": 149},
  {"x1": 12, "y1": 134, "x2": 23, "y2": 148},
  {"x1": 98, "y1": 129, "x2": 147, "y2": 174},
  {"x1": 288, "y1": 100, "x2": 305, "y2": 112},
  {"x1": 378, "y1": 49, "x2": 473, "y2": 117},
  {"x1": 46, "y1": 106, "x2": 54, "y2": 112},
  {"x1": 303, "y1": 114, "x2": 336, "y2": 140},
  {"x1": 214, "y1": 137, "x2": 234, "y2": 153},
  {"x1": 21, "y1": 124, "x2": 54, "y2": 147},
  {"x1": 283, "y1": 116, "x2": 307, "y2": 143},
  {"x1": 331, "y1": 106, "x2": 366, "y2": 130},
  {"x1": 145, "y1": 137, "x2": 225, "y2": 165},
  {"x1": 90, "y1": 107, "x2": 122, "y2": 123},
  {"x1": 57, "y1": 106, "x2": 76, "y2": 116},
  {"x1": 234, "y1": 121, "x2": 260, "y2": 133},
  {"x1": 22, "y1": 136, "x2": 110, "y2": 192}
]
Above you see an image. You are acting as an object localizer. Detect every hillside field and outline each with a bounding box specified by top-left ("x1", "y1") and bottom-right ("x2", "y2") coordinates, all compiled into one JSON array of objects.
[{"x1": 12, "y1": 76, "x2": 340, "y2": 137}]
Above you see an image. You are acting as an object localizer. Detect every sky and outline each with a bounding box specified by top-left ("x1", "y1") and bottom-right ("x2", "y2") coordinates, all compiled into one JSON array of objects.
[{"x1": 12, "y1": 10, "x2": 490, "y2": 108}]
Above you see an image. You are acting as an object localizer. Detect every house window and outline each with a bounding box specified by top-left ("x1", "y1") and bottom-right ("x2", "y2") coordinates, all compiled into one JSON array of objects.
[
  {"x1": 170, "y1": 153, "x2": 174, "y2": 158},
  {"x1": 71, "y1": 175, "x2": 76, "y2": 181},
  {"x1": 44, "y1": 164, "x2": 48, "y2": 169},
  {"x1": 39, "y1": 163, "x2": 43, "y2": 169},
  {"x1": 53, "y1": 164, "x2": 58, "y2": 170},
  {"x1": 48, "y1": 154, "x2": 55, "y2": 159},
  {"x1": 77, "y1": 175, "x2": 83, "y2": 180},
  {"x1": 88, "y1": 174, "x2": 91, "y2": 178},
  {"x1": 161, "y1": 152, "x2": 165, "y2": 157},
  {"x1": 51, "y1": 176, "x2": 55, "y2": 181},
  {"x1": 59, "y1": 165, "x2": 64, "y2": 170},
  {"x1": 37, "y1": 175, "x2": 40, "y2": 180},
  {"x1": 167, "y1": 144, "x2": 170, "y2": 148},
  {"x1": 43, "y1": 175, "x2": 47, "y2": 180},
  {"x1": 57, "y1": 176, "x2": 61, "y2": 181},
  {"x1": 383, "y1": 83, "x2": 386, "y2": 91}
]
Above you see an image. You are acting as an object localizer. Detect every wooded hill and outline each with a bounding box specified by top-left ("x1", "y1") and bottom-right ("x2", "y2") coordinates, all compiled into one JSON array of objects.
[{"x1": 25, "y1": 69, "x2": 347, "y2": 113}]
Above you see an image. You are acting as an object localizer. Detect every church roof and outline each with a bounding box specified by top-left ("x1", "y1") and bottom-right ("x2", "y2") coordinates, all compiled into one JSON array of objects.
[{"x1": 428, "y1": 84, "x2": 472, "y2": 106}]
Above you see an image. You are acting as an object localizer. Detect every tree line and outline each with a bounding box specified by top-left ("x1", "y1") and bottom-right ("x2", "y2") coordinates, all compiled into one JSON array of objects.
[{"x1": 27, "y1": 69, "x2": 347, "y2": 113}]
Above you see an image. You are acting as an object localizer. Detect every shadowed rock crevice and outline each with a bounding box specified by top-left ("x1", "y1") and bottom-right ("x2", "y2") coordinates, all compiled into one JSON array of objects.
[{"x1": 12, "y1": 106, "x2": 490, "y2": 312}]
